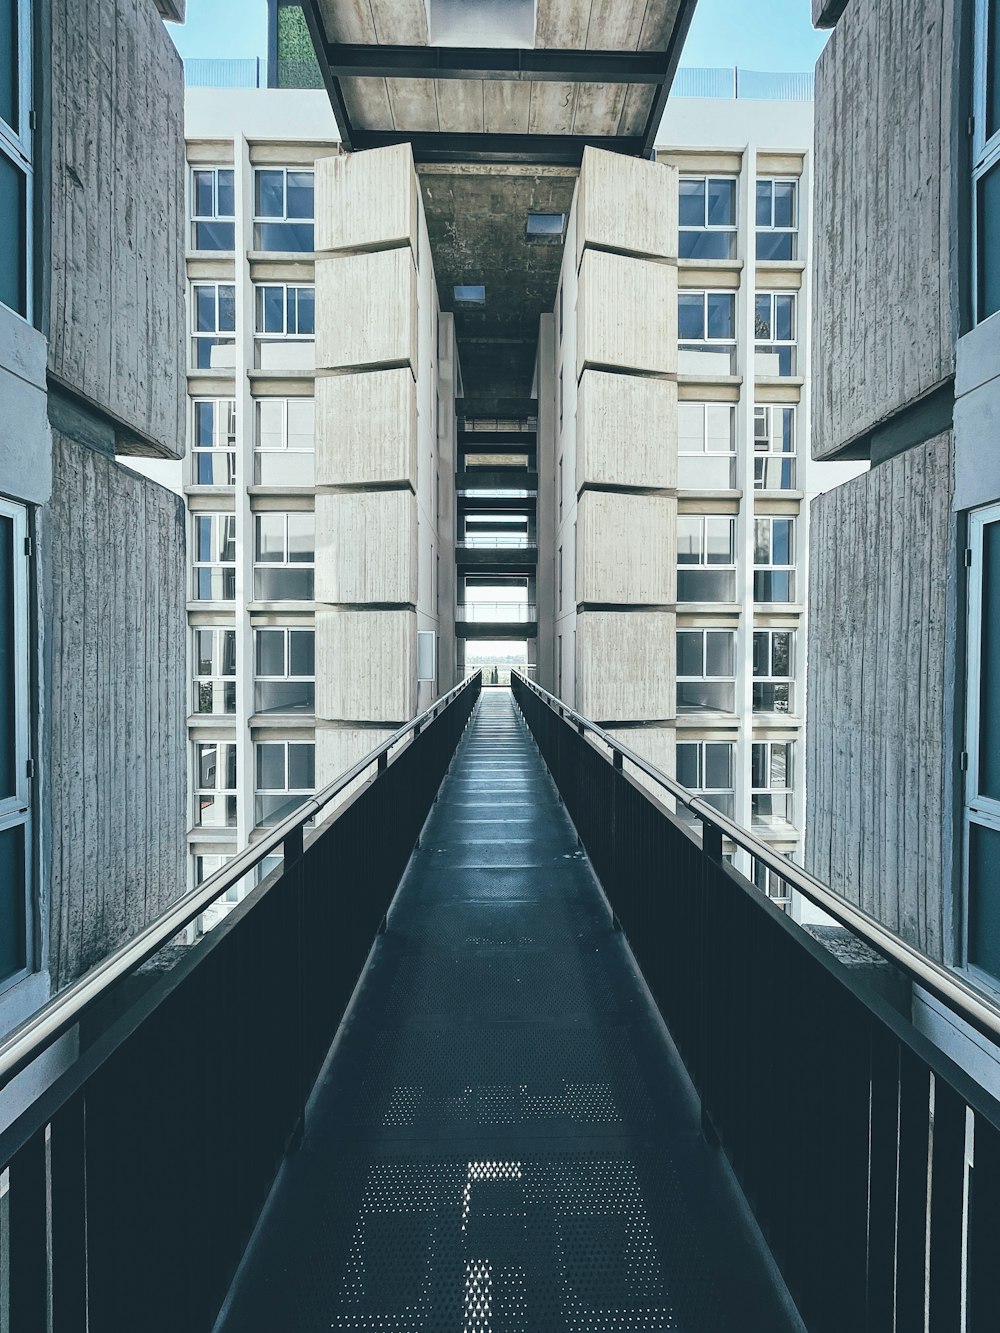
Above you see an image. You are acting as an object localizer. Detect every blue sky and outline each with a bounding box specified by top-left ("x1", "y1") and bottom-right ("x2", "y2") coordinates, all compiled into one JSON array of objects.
[{"x1": 169, "y1": 0, "x2": 828, "y2": 72}]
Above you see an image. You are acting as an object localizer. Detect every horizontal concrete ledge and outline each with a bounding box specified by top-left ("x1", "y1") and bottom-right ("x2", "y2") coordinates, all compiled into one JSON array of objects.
[
  {"x1": 315, "y1": 238, "x2": 412, "y2": 260},
  {"x1": 316, "y1": 481, "x2": 416, "y2": 495},
  {"x1": 594, "y1": 719, "x2": 676, "y2": 731},
  {"x1": 49, "y1": 377, "x2": 183, "y2": 461},
  {"x1": 316, "y1": 602, "x2": 417, "y2": 612},
  {"x1": 576, "y1": 602, "x2": 676, "y2": 614},
  {"x1": 577, "y1": 482, "x2": 677, "y2": 498},
  {"x1": 315, "y1": 719, "x2": 408, "y2": 732},
  {"x1": 577, "y1": 362, "x2": 677, "y2": 384},
  {"x1": 314, "y1": 361, "x2": 415, "y2": 380},
  {"x1": 814, "y1": 377, "x2": 956, "y2": 466},
  {"x1": 579, "y1": 242, "x2": 677, "y2": 268}
]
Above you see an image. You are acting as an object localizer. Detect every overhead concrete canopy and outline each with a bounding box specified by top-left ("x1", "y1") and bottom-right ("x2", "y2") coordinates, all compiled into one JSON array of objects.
[{"x1": 302, "y1": 0, "x2": 698, "y2": 164}]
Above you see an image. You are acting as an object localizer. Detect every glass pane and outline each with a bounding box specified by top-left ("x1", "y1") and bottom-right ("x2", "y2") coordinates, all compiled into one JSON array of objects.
[
  {"x1": 286, "y1": 171, "x2": 314, "y2": 219},
  {"x1": 989, "y1": 0, "x2": 1000, "y2": 140},
  {"x1": 969, "y1": 820, "x2": 1000, "y2": 977},
  {"x1": 259, "y1": 285, "x2": 285, "y2": 334},
  {"x1": 255, "y1": 450, "x2": 315, "y2": 486},
  {"x1": 254, "y1": 567, "x2": 314, "y2": 600},
  {"x1": 706, "y1": 405, "x2": 733, "y2": 452},
  {"x1": 678, "y1": 178, "x2": 705, "y2": 227},
  {"x1": 256, "y1": 628, "x2": 286, "y2": 677},
  {"x1": 193, "y1": 169, "x2": 215, "y2": 217},
  {"x1": 0, "y1": 0, "x2": 16, "y2": 133},
  {"x1": 677, "y1": 403, "x2": 704, "y2": 453},
  {"x1": 194, "y1": 629, "x2": 213, "y2": 676},
  {"x1": 255, "y1": 220, "x2": 315, "y2": 253},
  {"x1": 706, "y1": 293, "x2": 735, "y2": 339},
  {"x1": 772, "y1": 519, "x2": 792, "y2": 565},
  {"x1": 677, "y1": 681, "x2": 734, "y2": 713},
  {"x1": 705, "y1": 632, "x2": 734, "y2": 677},
  {"x1": 255, "y1": 680, "x2": 314, "y2": 714},
  {"x1": 217, "y1": 169, "x2": 235, "y2": 217},
  {"x1": 195, "y1": 515, "x2": 213, "y2": 562},
  {"x1": 256, "y1": 742, "x2": 285, "y2": 790},
  {"x1": 677, "y1": 516, "x2": 701, "y2": 563},
  {"x1": 676, "y1": 631, "x2": 704, "y2": 677},
  {"x1": 757, "y1": 230, "x2": 794, "y2": 261},
  {"x1": 754, "y1": 518, "x2": 770, "y2": 564},
  {"x1": 218, "y1": 285, "x2": 236, "y2": 331},
  {"x1": 197, "y1": 744, "x2": 219, "y2": 789},
  {"x1": 292, "y1": 287, "x2": 314, "y2": 334},
  {"x1": 677, "y1": 568, "x2": 735, "y2": 602},
  {"x1": 677, "y1": 293, "x2": 704, "y2": 340},
  {"x1": 256, "y1": 169, "x2": 285, "y2": 218},
  {"x1": 288, "y1": 742, "x2": 314, "y2": 790},
  {"x1": 754, "y1": 682, "x2": 791, "y2": 714},
  {"x1": 980, "y1": 519, "x2": 1000, "y2": 799},
  {"x1": 754, "y1": 408, "x2": 769, "y2": 445},
  {"x1": 0, "y1": 513, "x2": 13, "y2": 797},
  {"x1": 677, "y1": 454, "x2": 734, "y2": 489},
  {"x1": 705, "y1": 517, "x2": 734, "y2": 564},
  {"x1": 755, "y1": 294, "x2": 771, "y2": 338},
  {"x1": 220, "y1": 516, "x2": 236, "y2": 563},
  {"x1": 195, "y1": 285, "x2": 216, "y2": 333},
  {"x1": 979, "y1": 163, "x2": 1000, "y2": 320},
  {"x1": 704, "y1": 743, "x2": 732, "y2": 790},
  {"x1": 222, "y1": 630, "x2": 237, "y2": 675},
  {"x1": 755, "y1": 180, "x2": 772, "y2": 228},
  {"x1": 775, "y1": 295, "x2": 795, "y2": 341},
  {"x1": 194, "y1": 220, "x2": 235, "y2": 251},
  {"x1": 676, "y1": 744, "x2": 699, "y2": 789},
  {"x1": 753, "y1": 632, "x2": 769, "y2": 677},
  {"x1": 679, "y1": 230, "x2": 735, "y2": 260},
  {"x1": 0, "y1": 823, "x2": 25, "y2": 984},
  {"x1": 195, "y1": 402, "x2": 215, "y2": 448},
  {"x1": 286, "y1": 398, "x2": 315, "y2": 448},
  {"x1": 289, "y1": 628, "x2": 315, "y2": 676},
  {"x1": 256, "y1": 514, "x2": 285, "y2": 562},
  {"x1": 771, "y1": 744, "x2": 789, "y2": 786},
  {"x1": 707, "y1": 178, "x2": 736, "y2": 226},
  {"x1": 772, "y1": 632, "x2": 792, "y2": 677},
  {"x1": 257, "y1": 399, "x2": 285, "y2": 450},
  {"x1": 287, "y1": 512, "x2": 314, "y2": 562},
  {"x1": 773, "y1": 181, "x2": 796, "y2": 229},
  {"x1": 0, "y1": 151, "x2": 26, "y2": 316},
  {"x1": 754, "y1": 570, "x2": 793, "y2": 601}
]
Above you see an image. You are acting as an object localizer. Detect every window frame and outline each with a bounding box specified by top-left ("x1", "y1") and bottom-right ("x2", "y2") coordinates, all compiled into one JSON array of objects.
[
  {"x1": 254, "y1": 283, "x2": 315, "y2": 340},
  {"x1": 678, "y1": 175, "x2": 738, "y2": 260},
  {"x1": 677, "y1": 401, "x2": 737, "y2": 490},
  {"x1": 193, "y1": 741, "x2": 238, "y2": 829},
  {"x1": 973, "y1": 0, "x2": 1000, "y2": 323},
  {"x1": 255, "y1": 397, "x2": 315, "y2": 485},
  {"x1": 754, "y1": 291, "x2": 797, "y2": 375},
  {"x1": 751, "y1": 740, "x2": 795, "y2": 828},
  {"x1": 753, "y1": 404, "x2": 796, "y2": 490},
  {"x1": 676, "y1": 740, "x2": 736, "y2": 818},
  {"x1": 677, "y1": 514, "x2": 738, "y2": 604},
  {"x1": 676, "y1": 628, "x2": 737, "y2": 715},
  {"x1": 254, "y1": 739, "x2": 315, "y2": 827},
  {"x1": 192, "y1": 512, "x2": 237, "y2": 603},
  {"x1": 191, "y1": 282, "x2": 237, "y2": 370},
  {"x1": 252, "y1": 167, "x2": 316, "y2": 253},
  {"x1": 253, "y1": 626, "x2": 316, "y2": 716},
  {"x1": 755, "y1": 178, "x2": 798, "y2": 261},
  {"x1": 191, "y1": 398, "x2": 237, "y2": 487},
  {"x1": 753, "y1": 516, "x2": 796, "y2": 603},
  {"x1": 678, "y1": 290, "x2": 738, "y2": 345},
  {"x1": 253, "y1": 510, "x2": 315, "y2": 602},
  {"x1": 0, "y1": 0, "x2": 32, "y2": 321},
  {"x1": 752, "y1": 629, "x2": 795, "y2": 715},
  {"x1": 190, "y1": 165, "x2": 236, "y2": 252},
  {"x1": 192, "y1": 626, "x2": 237, "y2": 716},
  {"x1": 0, "y1": 497, "x2": 32, "y2": 993}
]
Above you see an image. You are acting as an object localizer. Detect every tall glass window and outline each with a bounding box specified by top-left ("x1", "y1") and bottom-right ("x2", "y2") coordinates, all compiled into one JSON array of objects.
[
  {"x1": 974, "y1": 0, "x2": 1000, "y2": 320},
  {"x1": 754, "y1": 292, "x2": 797, "y2": 375},
  {"x1": 676, "y1": 741, "x2": 735, "y2": 819},
  {"x1": 677, "y1": 402, "x2": 736, "y2": 489},
  {"x1": 676, "y1": 630, "x2": 736, "y2": 714},
  {"x1": 677, "y1": 515, "x2": 737, "y2": 602},
  {"x1": 194, "y1": 742, "x2": 237, "y2": 828},
  {"x1": 191, "y1": 167, "x2": 235, "y2": 250},
  {"x1": 192, "y1": 513, "x2": 236, "y2": 601},
  {"x1": 756, "y1": 179, "x2": 798, "y2": 260},
  {"x1": 678, "y1": 291, "x2": 737, "y2": 374},
  {"x1": 192, "y1": 399, "x2": 236, "y2": 486},
  {"x1": 751, "y1": 742, "x2": 794, "y2": 828},
  {"x1": 753, "y1": 517, "x2": 795, "y2": 602},
  {"x1": 0, "y1": 499, "x2": 29, "y2": 988},
  {"x1": 254, "y1": 627, "x2": 315, "y2": 714},
  {"x1": 191, "y1": 283, "x2": 236, "y2": 369},
  {"x1": 193, "y1": 627, "x2": 236, "y2": 715},
  {"x1": 253, "y1": 511, "x2": 314, "y2": 601},
  {"x1": 0, "y1": 0, "x2": 31, "y2": 318},
  {"x1": 255, "y1": 284, "x2": 315, "y2": 338},
  {"x1": 255, "y1": 741, "x2": 315, "y2": 826},
  {"x1": 254, "y1": 168, "x2": 315, "y2": 252},
  {"x1": 753, "y1": 630, "x2": 794, "y2": 714},
  {"x1": 255, "y1": 398, "x2": 315, "y2": 485},
  {"x1": 678, "y1": 176, "x2": 737, "y2": 259},
  {"x1": 753, "y1": 405, "x2": 796, "y2": 489}
]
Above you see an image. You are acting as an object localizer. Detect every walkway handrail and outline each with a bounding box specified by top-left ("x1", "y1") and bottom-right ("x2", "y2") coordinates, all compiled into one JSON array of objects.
[
  {"x1": 513, "y1": 671, "x2": 1000, "y2": 1048},
  {"x1": 0, "y1": 672, "x2": 482, "y2": 1090}
]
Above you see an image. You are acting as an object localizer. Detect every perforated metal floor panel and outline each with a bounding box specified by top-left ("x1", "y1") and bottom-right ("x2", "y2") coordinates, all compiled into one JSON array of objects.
[{"x1": 216, "y1": 692, "x2": 799, "y2": 1332}]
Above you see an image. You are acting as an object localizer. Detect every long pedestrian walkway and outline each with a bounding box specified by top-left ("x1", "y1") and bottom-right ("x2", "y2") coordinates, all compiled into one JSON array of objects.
[{"x1": 217, "y1": 690, "x2": 800, "y2": 1331}]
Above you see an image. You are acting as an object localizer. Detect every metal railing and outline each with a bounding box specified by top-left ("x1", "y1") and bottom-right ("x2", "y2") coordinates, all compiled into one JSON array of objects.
[
  {"x1": 512, "y1": 671, "x2": 1000, "y2": 1333},
  {"x1": 0, "y1": 673, "x2": 481, "y2": 1331},
  {"x1": 456, "y1": 602, "x2": 537, "y2": 623},
  {"x1": 457, "y1": 536, "x2": 536, "y2": 550},
  {"x1": 670, "y1": 67, "x2": 815, "y2": 101}
]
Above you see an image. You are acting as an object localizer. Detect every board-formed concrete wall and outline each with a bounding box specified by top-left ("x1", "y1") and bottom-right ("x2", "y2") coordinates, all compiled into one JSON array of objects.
[
  {"x1": 805, "y1": 432, "x2": 955, "y2": 961},
  {"x1": 48, "y1": 0, "x2": 186, "y2": 458},
  {"x1": 811, "y1": 0, "x2": 959, "y2": 459},
  {"x1": 39, "y1": 435, "x2": 187, "y2": 989}
]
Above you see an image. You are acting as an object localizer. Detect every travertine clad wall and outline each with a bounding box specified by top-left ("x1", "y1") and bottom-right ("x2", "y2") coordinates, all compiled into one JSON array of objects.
[
  {"x1": 806, "y1": 433, "x2": 955, "y2": 960},
  {"x1": 313, "y1": 144, "x2": 427, "y2": 782},
  {"x1": 41, "y1": 437, "x2": 187, "y2": 988},
  {"x1": 571, "y1": 149, "x2": 677, "y2": 766},
  {"x1": 811, "y1": 0, "x2": 958, "y2": 459}
]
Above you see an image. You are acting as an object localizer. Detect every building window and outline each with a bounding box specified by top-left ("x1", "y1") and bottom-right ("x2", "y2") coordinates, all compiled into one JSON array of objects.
[
  {"x1": 965, "y1": 503, "x2": 1000, "y2": 978},
  {"x1": 191, "y1": 283, "x2": 236, "y2": 370},
  {"x1": 753, "y1": 517, "x2": 795, "y2": 602},
  {"x1": 676, "y1": 630, "x2": 736, "y2": 714},
  {"x1": 0, "y1": 498, "x2": 30, "y2": 988},
  {"x1": 255, "y1": 284, "x2": 315, "y2": 339},
  {"x1": 676, "y1": 741, "x2": 735, "y2": 819},
  {"x1": 254, "y1": 168, "x2": 315, "y2": 252},
  {"x1": 678, "y1": 291, "x2": 737, "y2": 374},
  {"x1": 253, "y1": 511, "x2": 314, "y2": 601},
  {"x1": 677, "y1": 514, "x2": 737, "y2": 603},
  {"x1": 753, "y1": 405, "x2": 796, "y2": 489},
  {"x1": 752, "y1": 857, "x2": 792, "y2": 908},
  {"x1": 194, "y1": 742, "x2": 237, "y2": 828},
  {"x1": 191, "y1": 167, "x2": 235, "y2": 251},
  {"x1": 193, "y1": 627, "x2": 236, "y2": 714},
  {"x1": 192, "y1": 513, "x2": 236, "y2": 601},
  {"x1": 255, "y1": 741, "x2": 315, "y2": 827},
  {"x1": 192, "y1": 399, "x2": 236, "y2": 486},
  {"x1": 756, "y1": 179, "x2": 798, "y2": 260},
  {"x1": 751, "y1": 741, "x2": 794, "y2": 828},
  {"x1": 255, "y1": 398, "x2": 315, "y2": 485},
  {"x1": 753, "y1": 630, "x2": 794, "y2": 714},
  {"x1": 678, "y1": 176, "x2": 737, "y2": 259},
  {"x1": 754, "y1": 292, "x2": 796, "y2": 375},
  {"x1": 677, "y1": 402, "x2": 736, "y2": 489},
  {"x1": 974, "y1": 3, "x2": 1000, "y2": 320},
  {"x1": 0, "y1": 0, "x2": 31, "y2": 319},
  {"x1": 254, "y1": 627, "x2": 315, "y2": 714}
]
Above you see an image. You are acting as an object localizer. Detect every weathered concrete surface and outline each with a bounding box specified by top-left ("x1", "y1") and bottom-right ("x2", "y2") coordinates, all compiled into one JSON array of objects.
[
  {"x1": 576, "y1": 611, "x2": 676, "y2": 722},
  {"x1": 49, "y1": 0, "x2": 186, "y2": 458},
  {"x1": 576, "y1": 491, "x2": 676, "y2": 604},
  {"x1": 39, "y1": 435, "x2": 187, "y2": 989},
  {"x1": 577, "y1": 370, "x2": 677, "y2": 491},
  {"x1": 315, "y1": 369, "x2": 418, "y2": 488},
  {"x1": 811, "y1": 0, "x2": 958, "y2": 459},
  {"x1": 806, "y1": 432, "x2": 955, "y2": 962}
]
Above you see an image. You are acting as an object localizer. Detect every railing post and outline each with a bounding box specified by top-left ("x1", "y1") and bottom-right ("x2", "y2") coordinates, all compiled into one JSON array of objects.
[
  {"x1": 378, "y1": 751, "x2": 388, "y2": 774},
  {"x1": 613, "y1": 750, "x2": 623, "y2": 772}
]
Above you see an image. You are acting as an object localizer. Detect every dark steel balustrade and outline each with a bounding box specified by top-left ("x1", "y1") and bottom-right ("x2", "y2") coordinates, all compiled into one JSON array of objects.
[
  {"x1": 511, "y1": 670, "x2": 1000, "y2": 1333},
  {"x1": 0, "y1": 672, "x2": 481, "y2": 1332}
]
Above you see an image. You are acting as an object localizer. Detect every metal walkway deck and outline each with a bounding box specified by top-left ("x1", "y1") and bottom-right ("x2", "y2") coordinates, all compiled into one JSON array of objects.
[{"x1": 217, "y1": 691, "x2": 799, "y2": 1331}]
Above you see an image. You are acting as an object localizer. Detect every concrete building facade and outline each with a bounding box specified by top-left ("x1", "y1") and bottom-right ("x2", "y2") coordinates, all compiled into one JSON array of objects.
[{"x1": 0, "y1": 0, "x2": 189, "y2": 1110}]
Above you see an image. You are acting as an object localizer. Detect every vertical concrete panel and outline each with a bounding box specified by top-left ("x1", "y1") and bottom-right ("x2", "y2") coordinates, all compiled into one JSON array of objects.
[
  {"x1": 576, "y1": 147, "x2": 678, "y2": 261},
  {"x1": 315, "y1": 490, "x2": 417, "y2": 604},
  {"x1": 315, "y1": 248, "x2": 418, "y2": 371},
  {"x1": 576, "y1": 492, "x2": 676, "y2": 604},
  {"x1": 576, "y1": 612, "x2": 676, "y2": 722},
  {"x1": 315, "y1": 370, "x2": 418, "y2": 488},
  {"x1": 315, "y1": 144, "x2": 418, "y2": 253},
  {"x1": 315, "y1": 609, "x2": 416, "y2": 723},
  {"x1": 577, "y1": 370, "x2": 676, "y2": 490},
  {"x1": 577, "y1": 249, "x2": 676, "y2": 378}
]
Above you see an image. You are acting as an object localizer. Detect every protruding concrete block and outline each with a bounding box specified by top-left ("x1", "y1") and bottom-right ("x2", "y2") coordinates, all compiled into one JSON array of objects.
[
  {"x1": 606, "y1": 725, "x2": 677, "y2": 800},
  {"x1": 315, "y1": 489, "x2": 417, "y2": 604},
  {"x1": 316, "y1": 607, "x2": 416, "y2": 723},
  {"x1": 577, "y1": 147, "x2": 677, "y2": 263},
  {"x1": 316, "y1": 369, "x2": 418, "y2": 488},
  {"x1": 576, "y1": 611, "x2": 676, "y2": 722},
  {"x1": 315, "y1": 143, "x2": 419, "y2": 255},
  {"x1": 577, "y1": 370, "x2": 677, "y2": 490},
  {"x1": 315, "y1": 247, "x2": 418, "y2": 372},
  {"x1": 577, "y1": 249, "x2": 676, "y2": 379},
  {"x1": 576, "y1": 492, "x2": 676, "y2": 604},
  {"x1": 315, "y1": 725, "x2": 397, "y2": 792}
]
